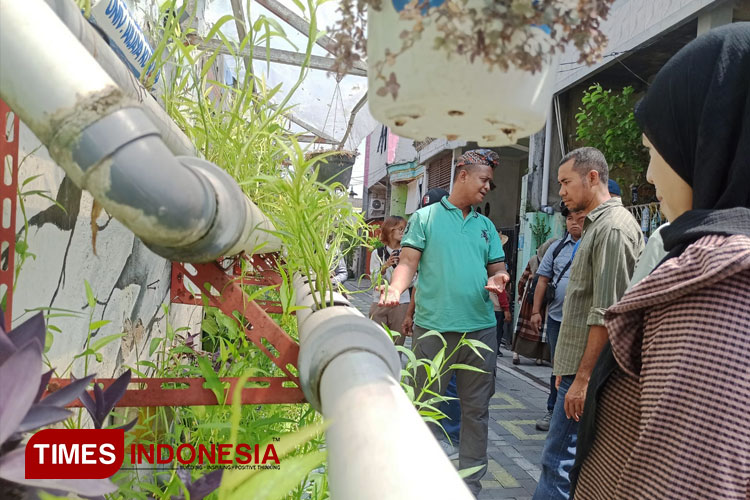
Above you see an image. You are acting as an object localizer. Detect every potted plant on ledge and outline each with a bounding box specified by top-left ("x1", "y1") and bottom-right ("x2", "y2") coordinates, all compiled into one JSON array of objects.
[{"x1": 331, "y1": 0, "x2": 615, "y2": 145}]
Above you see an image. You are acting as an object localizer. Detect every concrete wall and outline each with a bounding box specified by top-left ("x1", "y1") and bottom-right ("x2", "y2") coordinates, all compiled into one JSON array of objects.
[
  {"x1": 11, "y1": 124, "x2": 201, "y2": 377},
  {"x1": 418, "y1": 138, "x2": 467, "y2": 164},
  {"x1": 367, "y1": 129, "x2": 418, "y2": 187},
  {"x1": 481, "y1": 157, "x2": 523, "y2": 230},
  {"x1": 389, "y1": 183, "x2": 408, "y2": 218},
  {"x1": 393, "y1": 137, "x2": 418, "y2": 165},
  {"x1": 366, "y1": 126, "x2": 390, "y2": 188},
  {"x1": 555, "y1": 0, "x2": 723, "y2": 92},
  {"x1": 525, "y1": 131, "x2": 545, "y2": 212}
]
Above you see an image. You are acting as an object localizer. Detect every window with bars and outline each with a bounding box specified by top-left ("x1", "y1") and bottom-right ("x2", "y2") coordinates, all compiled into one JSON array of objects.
[{"x1": 427, "y1": 152, "x2": 452, "y2": 190}]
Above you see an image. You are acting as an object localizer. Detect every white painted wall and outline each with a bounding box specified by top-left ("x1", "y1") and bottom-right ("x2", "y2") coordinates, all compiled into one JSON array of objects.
[
  {"x1": 393, "y1": 138, "x2": 418, "y2": 165},
  {"x1": 417, "y1": 138, "x2": 467, "y2": 164},
  {"x1": 554, "y1": 0, "x2": 720, "y2": 92},
  {"x1": 12, "y1": 124, "x2": 201, "y2": 377},
  {"x1": 366, "y1": 126, "x2": 389, "y2": 188}
]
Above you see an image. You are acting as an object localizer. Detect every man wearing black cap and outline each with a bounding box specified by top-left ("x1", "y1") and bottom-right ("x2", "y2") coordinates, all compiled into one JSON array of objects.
[{"x1": 380, "y1": 149, "x2": 510, "y2": 496}]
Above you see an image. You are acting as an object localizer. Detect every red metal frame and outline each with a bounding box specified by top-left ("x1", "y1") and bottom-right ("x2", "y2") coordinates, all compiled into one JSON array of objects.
[
  {"x1": 49, "y1": 376, "x2": 301, "y2": 407},
  {"x1": 172, "y1": 256, "x2": 299, "y2": 382},
  {"x1": 170, "y1": 254, "x2": 286, "y2": 314},
  {"x1": 0, "y1": 100, "x2": 19, "y2": 331},
  {"x1": 48, "y1": 253, "x2": 304, "y2": 407}
]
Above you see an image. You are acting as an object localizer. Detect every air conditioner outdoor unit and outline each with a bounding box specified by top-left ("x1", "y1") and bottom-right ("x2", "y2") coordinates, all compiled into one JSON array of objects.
[{"x1": 369, "y1": 198, "x2": 385, "y2": 217}]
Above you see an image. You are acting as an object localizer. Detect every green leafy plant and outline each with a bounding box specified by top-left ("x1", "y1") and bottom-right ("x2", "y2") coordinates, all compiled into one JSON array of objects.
[
  {"x1": 147, "y1": 0, "x2": 320, "y2": 210},
  {"x1": 146, "y1": 0, "x2": 370, "y2": 306},
  {"x1": 254, "y1": 142, "x2": 369, "y2": 309},
  {"x1": 395, "y1": 330, "x2": 491, "y2": 481},
  {"x1": 397, "y1": 330, "x2": 490, "y2": 432},
  {"x1": 116, "y1": 302, "x2": 326, "y2": 499},
  {"x1": 530, "y1": 213, "x2": 551, "y2": 248},
  {"x1": 575, "y1": 84, "x2": 649, "y2": 203},
  {"x1": 369, "y1": 235, "x2": 384, "y2": 249}
]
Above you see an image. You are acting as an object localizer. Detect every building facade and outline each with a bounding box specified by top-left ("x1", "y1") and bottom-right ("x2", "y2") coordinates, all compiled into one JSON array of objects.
[{"x1": 517, "y1": 0, "x2": 747, "y2": 288}]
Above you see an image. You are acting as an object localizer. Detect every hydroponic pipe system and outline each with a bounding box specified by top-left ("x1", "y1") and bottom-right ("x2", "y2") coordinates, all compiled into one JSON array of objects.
[
  {"x1": 293, "y1": 275, "x2": 474, "y2": 499},
  {"x1": 0, "y1": 0, "x2": 280, "y2": 262},
  {"x1": 43, "y1": 0, "x2": 197, "y2": 158}
]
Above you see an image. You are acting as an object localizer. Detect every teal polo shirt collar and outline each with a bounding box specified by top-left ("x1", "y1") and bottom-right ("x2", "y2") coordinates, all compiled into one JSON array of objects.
[{"x1": 441, "y1": 197, "x2": 479, "y2": 219}]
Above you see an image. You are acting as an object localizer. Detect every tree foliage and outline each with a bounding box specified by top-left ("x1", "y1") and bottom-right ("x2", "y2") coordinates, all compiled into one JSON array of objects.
[{"x1": 575, "y1": 84, "x2": 649, "y2": 203}]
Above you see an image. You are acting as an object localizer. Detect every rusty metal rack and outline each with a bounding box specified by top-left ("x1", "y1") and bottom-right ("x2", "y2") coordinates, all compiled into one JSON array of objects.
[
  {"x1": 0, "y1": 100, "x2": 19, "y2": 332},
  {"x1": 49, "y1": 253, "x2": 305, "y2": 407}
]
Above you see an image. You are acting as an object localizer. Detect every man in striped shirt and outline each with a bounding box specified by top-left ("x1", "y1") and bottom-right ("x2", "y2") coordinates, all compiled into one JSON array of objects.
[{"x1": 533, "y1": 147, "x2": 644, "y2": 500}]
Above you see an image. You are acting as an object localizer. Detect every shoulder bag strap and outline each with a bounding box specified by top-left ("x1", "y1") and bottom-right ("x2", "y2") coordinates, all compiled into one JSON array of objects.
[
  {"x1": 553, "y1": 257, "x2": 573, "y2": 287},
  {"x1": 545, "y1": 235, "x2": 568, "y2": 282},
  {"x1": 551, "y1": 233, "x2": 568, "y2": 261},
  {"x1": 377, "y1": 246, "x2": 390, "y2": 263}
]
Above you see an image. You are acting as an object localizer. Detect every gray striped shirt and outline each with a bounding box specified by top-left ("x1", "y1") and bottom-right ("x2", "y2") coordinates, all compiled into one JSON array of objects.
[{"x1": 553, "y1": 198, "x2": 644, "y2": 376}]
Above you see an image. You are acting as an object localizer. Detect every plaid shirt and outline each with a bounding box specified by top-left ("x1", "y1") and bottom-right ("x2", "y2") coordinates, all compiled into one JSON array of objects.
[{"x1": 553, "y1": 198, "x2": 644, "y2": 376}]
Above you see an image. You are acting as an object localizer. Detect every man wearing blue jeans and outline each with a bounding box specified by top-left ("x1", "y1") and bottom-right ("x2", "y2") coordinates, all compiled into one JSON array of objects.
[
  {"x1": 530, "y1": 207, "x2": 584, "y2": 431},
  {"x1": 540, "y1": 319, "x2": 561, "y2": 422},
  {"x1": 532, "y1": 148, "x2": 643, "y2": 500}
]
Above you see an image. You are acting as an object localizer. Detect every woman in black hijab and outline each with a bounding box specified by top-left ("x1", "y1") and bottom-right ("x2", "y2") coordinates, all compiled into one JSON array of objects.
[{"x1": 571, "y1": 23, "x2": 750, "y2": 500}]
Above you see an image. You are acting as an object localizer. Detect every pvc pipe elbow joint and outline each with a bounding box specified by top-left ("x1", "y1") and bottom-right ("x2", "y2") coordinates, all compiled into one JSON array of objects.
[
  {"x1": 296, "y1": 304, "x2": 402, "y2": 412},
  {"x1": 72, "y1": 107, "x2": 249, "y2": 261}
]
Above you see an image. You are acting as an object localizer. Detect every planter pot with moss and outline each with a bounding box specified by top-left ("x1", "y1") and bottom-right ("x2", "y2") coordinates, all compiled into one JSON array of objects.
[
  {"x1": 306, "y1": 150, "x2": 357, "y2": 187},
  {"x1": 367, "y1": 1, "x2": 559, "y2": 146},
  {"x1": 330, "y1": 0, "x2": 614, "y2": 147}
]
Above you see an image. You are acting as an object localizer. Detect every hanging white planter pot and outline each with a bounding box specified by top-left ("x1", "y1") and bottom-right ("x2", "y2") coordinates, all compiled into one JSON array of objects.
[
  {"x1": 306, "y1": 151, "x2": 357, "y2": 187},
  {"x1": 367, "y1": 0, "x2": 560, "y2": 146}
]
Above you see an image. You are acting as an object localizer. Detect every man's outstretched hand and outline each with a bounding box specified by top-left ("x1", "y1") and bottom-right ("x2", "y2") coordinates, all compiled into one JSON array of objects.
[
  {"x1": 485, "y1": 272, "x2": 510, "y2": 295},
  {"x1": 378, "y1": 284, "x2": 402, "y2": 306}
]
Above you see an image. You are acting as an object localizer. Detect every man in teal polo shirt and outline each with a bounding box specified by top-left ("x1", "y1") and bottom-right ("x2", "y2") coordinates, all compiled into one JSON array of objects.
[{"x1": 380, "y1": 149, "x2": 510, "y2": 496}]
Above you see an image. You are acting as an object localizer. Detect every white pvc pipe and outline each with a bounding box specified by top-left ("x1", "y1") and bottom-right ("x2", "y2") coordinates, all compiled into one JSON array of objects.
[
  {"x1": 44, "y1": 0, "x2": 197, "y2": 157},
  {"x1": 293, "y1": 275, "x2": 473, "y2": 499},
  {"x1": 1, "y1": 0, "x2": 281, "y2": 257},
  {"x1": 0, "y1": 0, "x2": 119, "y2": 149},
  {"x1": 541, "y1": 102, "x2": 553, "y2": 207},
  {"x1": 320, "y1": 351, "x2": 473, "y2": 499},
  {"x1": 226, "y1": 198, "x2": 282, "y2": 255},
  {"x1": 48, "y1": 0, "x2": 281, "y2": 255}
]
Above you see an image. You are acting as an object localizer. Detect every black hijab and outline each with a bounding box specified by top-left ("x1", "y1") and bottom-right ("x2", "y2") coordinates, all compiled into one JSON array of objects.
[
  {"x1": 634, "y1": 23, "x2": 750, "y2": 257},
  {"x1": 572, "y1": 24, "x2": 750, "y2": 494}
]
